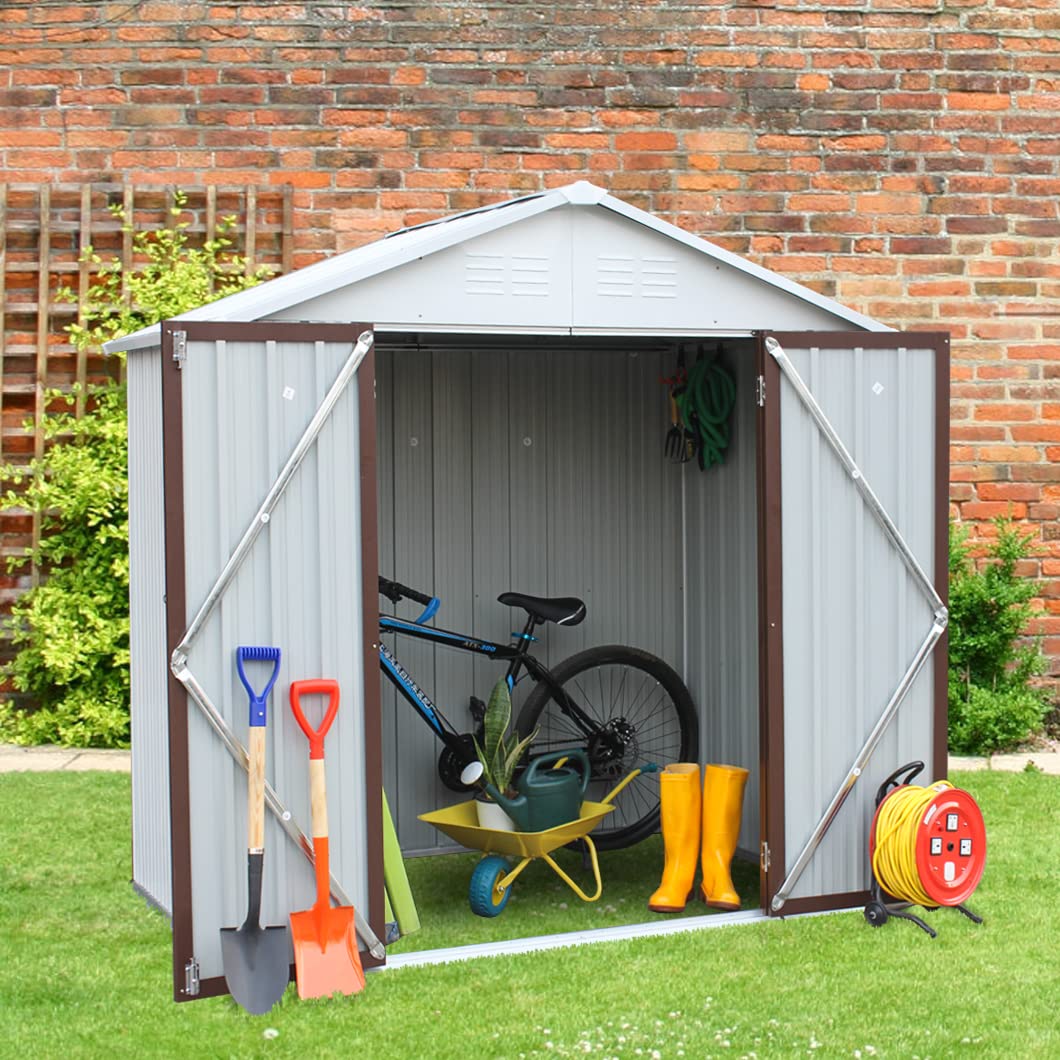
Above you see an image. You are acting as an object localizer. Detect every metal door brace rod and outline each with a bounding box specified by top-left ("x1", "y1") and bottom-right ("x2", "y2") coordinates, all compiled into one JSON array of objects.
[
  {"x1": 174, "y1": 331, "x2": 374, "y2": 660},
  {"x1": 168, "y1": 331, "x2": 383, "y2": 957},
  {"x1": 764, "y1": 337, "x2": 948, "y2": 912}
]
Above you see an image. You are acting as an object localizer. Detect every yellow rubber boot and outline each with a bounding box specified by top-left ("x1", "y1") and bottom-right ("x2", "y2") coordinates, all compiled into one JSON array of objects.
[
  {"x1": 648, "y1": 764, "x2": 701, "y2": 913},
  {"x1": 700, "y1": 763, "x2": 749, "y2": 911}
]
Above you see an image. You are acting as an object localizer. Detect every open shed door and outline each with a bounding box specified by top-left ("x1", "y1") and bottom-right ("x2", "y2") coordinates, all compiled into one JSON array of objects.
[
  {"x1": 758, "y1": 331, "x2": 949, "y2": 915},
  {"x1": 160, "y1": 321, "x2": 384, "y2": 1001}
]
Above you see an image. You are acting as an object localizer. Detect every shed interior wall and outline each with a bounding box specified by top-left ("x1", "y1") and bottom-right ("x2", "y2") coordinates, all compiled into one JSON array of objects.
[{"x1": 375, "y1": 334, "x2": 761, "y2": 860}]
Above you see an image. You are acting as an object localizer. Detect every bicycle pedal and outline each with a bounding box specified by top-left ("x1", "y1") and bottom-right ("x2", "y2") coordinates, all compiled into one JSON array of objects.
[{"x1": 469, "y1": 696, "x2": 486, "y2": 724}]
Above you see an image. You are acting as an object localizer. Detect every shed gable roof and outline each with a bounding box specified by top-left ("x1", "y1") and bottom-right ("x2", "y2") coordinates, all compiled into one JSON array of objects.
[{"x1": 106, "y1": 181, "x2": 887, "y2": 353}]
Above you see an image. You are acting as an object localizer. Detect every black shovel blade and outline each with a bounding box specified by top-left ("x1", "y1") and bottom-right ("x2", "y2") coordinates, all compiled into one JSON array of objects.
[{"x1": 221, "y1": 922, "x2": 291, "y2": 1015}]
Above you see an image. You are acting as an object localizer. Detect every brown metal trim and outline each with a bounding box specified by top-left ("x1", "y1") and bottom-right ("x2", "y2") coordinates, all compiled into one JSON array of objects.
[
  {"x1": 756, "y1": 334, "x2": 786, "y2": 914},
  {"x1": 160, "y1": 321, "x2": 194, "y2": 1002},
  {"x1": 355, "y1": 335, "x2": 387, "y2": 969},
  {"x1": 178, "y1": 321, "x2": 361, "y2": 343},
  {"x1": 933, "y1": 333, "x2": 951, "y2": 781},
  {"x1": 778, "y1": 890, "x2": 870, "y2": 917}
]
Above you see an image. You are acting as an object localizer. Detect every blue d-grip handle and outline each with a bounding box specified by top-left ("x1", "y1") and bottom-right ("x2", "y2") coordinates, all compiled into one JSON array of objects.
[
  {"x1": 236, "y1": 646, "x2": 282, "y2": 727},
  {"x1": 414, "y1": 597, "x2": 441, "y2": 625}
]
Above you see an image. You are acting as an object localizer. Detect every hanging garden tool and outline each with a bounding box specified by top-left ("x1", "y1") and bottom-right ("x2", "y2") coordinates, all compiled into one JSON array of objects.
[
  {"x1": 220, "y1": 646, "x2": 291, "y2": 1015},
  {"x1": 289, "y1": 679, "x2": 366, "y2": 999},
  {"x1": 674, "y1": 344, "x2": 737, "y2": 471},
  {"x1": 864, "y1": 761, "x2": 986, "y2": 937},
  {"x1": 662, "y1": 347, "x2": 693, "y2": 463}
]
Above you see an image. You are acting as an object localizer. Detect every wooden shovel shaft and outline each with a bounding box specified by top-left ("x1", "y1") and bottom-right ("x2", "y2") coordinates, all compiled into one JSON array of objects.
[
  {"x1": 248, "y1": 727, "x2": 267, "y2": 852},
  {"x1": 309, "y1": 758, "x2": 329, "y2": 840}
]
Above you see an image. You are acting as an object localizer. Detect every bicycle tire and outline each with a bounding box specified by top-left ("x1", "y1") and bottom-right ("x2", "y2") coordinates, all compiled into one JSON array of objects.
[{"x1": 516, "y1": 645, "x2": 698, "y2": 851}]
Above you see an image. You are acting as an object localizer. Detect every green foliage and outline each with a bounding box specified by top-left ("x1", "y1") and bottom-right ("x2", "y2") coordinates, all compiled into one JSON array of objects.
[
  {"x1": 948, "y1": 519, "x2": 1050, "y2": 754},
  {"x1": 472, "y1": 679, "x2": 537, "y2": 797},
  {"x1": 0, "y1": 195, "x2": 272, "y2": 748}
]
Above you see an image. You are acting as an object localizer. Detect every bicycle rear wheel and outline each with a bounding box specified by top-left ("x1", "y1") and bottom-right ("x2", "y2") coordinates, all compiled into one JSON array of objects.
[{"x1": 516, "y1": 645, "x2": 698, "y2": 851}]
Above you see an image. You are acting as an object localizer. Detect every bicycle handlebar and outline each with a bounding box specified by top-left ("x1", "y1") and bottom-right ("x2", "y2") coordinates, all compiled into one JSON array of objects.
[{"x1": 378, "y1": 576, "x2": 439, "y2": 624}]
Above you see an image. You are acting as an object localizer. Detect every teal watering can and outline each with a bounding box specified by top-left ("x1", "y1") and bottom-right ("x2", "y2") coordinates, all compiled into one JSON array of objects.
[{"x1": 469, "y1": 750, "x2": 591, "y2": 833}]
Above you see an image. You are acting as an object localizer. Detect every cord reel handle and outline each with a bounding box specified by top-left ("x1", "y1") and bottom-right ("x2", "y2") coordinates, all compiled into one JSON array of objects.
[{"x1": 874, "y1": 760, "x2": 924, "y2": 806}]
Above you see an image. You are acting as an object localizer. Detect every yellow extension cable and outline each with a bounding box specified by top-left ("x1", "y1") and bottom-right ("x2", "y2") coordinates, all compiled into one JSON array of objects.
[{"x1": 871, "y1": 780, "x2": 953, "y2": 908}]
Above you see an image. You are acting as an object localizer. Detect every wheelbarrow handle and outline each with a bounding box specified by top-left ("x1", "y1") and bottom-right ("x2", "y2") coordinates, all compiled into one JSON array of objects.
[{"x1": 602, "y1": 762, "x2": 659, "y2": 806}]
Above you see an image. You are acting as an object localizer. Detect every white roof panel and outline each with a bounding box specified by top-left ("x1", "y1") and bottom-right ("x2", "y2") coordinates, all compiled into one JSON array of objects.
[{"x1": 106, "y1": 181, "x2": 887, "y2": 354}]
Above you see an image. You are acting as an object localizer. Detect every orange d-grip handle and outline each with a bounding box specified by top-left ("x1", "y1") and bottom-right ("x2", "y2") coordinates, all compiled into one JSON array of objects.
[{"x1": 289, "y1": 679, "x2": 340, "y2": 760}]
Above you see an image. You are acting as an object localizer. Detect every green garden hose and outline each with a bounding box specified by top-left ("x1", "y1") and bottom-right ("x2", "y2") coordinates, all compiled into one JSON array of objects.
[{"x1": 674, "y1": 354, "x2": 737, "y2": 470}]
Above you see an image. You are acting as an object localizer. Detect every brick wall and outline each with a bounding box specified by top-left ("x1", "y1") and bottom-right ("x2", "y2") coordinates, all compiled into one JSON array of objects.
[{"x1": 2, "y1": 0, "x2": 1058, "y2": 681}]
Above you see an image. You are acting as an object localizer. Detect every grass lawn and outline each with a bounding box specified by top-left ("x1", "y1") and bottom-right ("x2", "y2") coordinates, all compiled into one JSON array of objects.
[{"x1": 1, "y1": 769, "x2": 1057, "y2": 1058}]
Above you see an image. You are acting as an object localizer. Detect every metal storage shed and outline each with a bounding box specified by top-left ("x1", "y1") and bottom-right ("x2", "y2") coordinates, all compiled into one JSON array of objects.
[{"x1": 110, "y1": 181, "x2": 949, "y2": 1001}]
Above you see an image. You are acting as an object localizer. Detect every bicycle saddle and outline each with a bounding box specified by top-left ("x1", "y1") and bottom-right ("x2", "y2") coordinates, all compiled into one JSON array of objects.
[{"x1": 498, "y1": 592, "x2": 586, "y2": 627}]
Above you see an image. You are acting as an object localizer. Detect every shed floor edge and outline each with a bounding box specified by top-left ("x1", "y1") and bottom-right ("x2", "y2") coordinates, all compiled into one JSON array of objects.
[{"x1": 373, "y1": 906, "x2": 854, "y2": 971}]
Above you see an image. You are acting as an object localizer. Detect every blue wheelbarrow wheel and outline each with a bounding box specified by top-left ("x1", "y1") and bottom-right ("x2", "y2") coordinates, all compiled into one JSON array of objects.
[{"x1": 469, "y1": 855, "x2": 512, "y2": 917}]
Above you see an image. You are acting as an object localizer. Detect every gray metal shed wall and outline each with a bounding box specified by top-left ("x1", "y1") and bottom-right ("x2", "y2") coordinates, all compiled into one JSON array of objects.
[
  {"x1": 178, "y1": 335, "x2": 370, "y2": 983},
  {"x1": 779, "y1": 341, "x2": 938, "y2": 902},
  {"x1": 128, "y1": 345, "x2": 172, "y2": 913},
  {"x1": 376, "y1": 339, "x2": 687, "y2": 853},
  {"x1": 683, "y1": 343, "x2": 760, "y2": 853}
]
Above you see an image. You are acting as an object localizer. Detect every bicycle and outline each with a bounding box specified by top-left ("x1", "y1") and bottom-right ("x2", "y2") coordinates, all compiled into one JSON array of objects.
[{"x1": 378, "y1": 575, "x2": 698, "y2": 851}]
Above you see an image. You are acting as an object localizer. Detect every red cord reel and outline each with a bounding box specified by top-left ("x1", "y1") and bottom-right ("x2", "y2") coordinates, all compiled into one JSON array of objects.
[
  {"x1": 868, "y1": 780, "x2": 987, "y2": 907},
  {"x1": 915, "y1": 786, "x2": 987, "y2": 907}
]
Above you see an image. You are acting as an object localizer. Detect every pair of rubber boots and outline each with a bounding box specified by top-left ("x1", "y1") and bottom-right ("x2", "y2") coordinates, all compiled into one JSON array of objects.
[{"x1": 648, "y1": 763, "x2": 749, "y2": 913}]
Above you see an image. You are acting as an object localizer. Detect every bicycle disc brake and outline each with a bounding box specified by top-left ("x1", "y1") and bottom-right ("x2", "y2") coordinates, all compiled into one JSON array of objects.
[{"x1": 587, "y1": 718, "x2": 638, "y2": 781}]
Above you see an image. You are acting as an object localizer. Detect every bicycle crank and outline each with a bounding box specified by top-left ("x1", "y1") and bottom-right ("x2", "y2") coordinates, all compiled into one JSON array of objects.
[{"x1": 437, "y1": 733, "x2": 480, "y2": 792}]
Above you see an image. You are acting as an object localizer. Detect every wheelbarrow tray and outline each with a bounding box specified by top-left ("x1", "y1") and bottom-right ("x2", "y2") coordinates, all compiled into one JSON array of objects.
[{"x1": 419, "y1": 799, "x2": 614, "y2": 859}]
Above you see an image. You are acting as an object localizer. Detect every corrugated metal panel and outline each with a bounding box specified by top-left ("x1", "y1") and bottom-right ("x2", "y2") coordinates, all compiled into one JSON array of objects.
[
  {"x1": 127, "y1": 345, "x2": 172, "y2": 913},
  {"x1": 779, "y1": 340, "x2": 938, "y2": 901},
  {"x1": 377, "y1": 338, "x2": 685, "y2": 853},
  {"x1": 683, "y1": 342, "x2": 760, "y2": 853},
  {"x1": 178, "y1": 335, "x2": 368, "y2": 983}
]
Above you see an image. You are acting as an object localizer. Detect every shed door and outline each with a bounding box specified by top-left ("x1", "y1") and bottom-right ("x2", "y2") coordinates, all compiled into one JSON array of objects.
[
  {"x1": 758, "y1": 331, "x2": 949, "y2": 915},
  {"x1": 160, "y1": 321, "x2": 383, "y2": 1001}
]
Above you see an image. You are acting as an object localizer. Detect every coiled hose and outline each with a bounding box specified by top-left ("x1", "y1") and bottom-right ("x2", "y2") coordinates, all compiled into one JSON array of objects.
[
  {"x1": 871, "y1": 780, "x2": 953, "y2": 907},
  {"x1": 674, "y1": 355, "x2": 737, "y2": 470}
]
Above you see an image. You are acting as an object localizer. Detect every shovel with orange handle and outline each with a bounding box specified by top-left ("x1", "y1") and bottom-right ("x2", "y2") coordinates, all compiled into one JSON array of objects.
[{"x1": 289, "y1": 679, "x2": 366, "y2": 999}]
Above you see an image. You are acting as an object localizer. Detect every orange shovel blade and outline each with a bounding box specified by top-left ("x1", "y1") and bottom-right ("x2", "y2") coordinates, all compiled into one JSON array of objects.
[{"x1": 290, "y1": 904, "x2": 365, "y2": 1000}]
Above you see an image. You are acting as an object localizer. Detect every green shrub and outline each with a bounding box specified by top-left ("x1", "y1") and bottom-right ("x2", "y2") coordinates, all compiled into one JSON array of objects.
[
  {"x1": 947, "y1": 519, "x2": 1050, "y2": 754},
  {"x1": 0, "y1": 196, "x2": 272, "y2": 747}
]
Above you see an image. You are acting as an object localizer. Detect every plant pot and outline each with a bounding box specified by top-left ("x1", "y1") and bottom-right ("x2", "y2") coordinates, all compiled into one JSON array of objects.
[{"x1": 475, "y1": 796, "x2": 516, "y2": 833}]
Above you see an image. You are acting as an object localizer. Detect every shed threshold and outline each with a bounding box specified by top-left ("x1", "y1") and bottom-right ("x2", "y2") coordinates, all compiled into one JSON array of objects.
[
  {"x1": 376, "y1": 909, "x2": 769, "y2": 971},
  {"x1": 376, "y1": 905, "x2": 854, "y2": 971}
]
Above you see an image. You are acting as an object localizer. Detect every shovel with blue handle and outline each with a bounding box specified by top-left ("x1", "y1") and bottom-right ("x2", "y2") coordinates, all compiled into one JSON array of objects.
[{"x1": 220, "y1": 646, "x2": 291, "y2": 1014}]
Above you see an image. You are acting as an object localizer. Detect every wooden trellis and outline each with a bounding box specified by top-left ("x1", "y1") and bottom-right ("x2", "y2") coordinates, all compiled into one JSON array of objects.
[{"x1": 0, "y1": 182, "x2": 294, "y2": 611}]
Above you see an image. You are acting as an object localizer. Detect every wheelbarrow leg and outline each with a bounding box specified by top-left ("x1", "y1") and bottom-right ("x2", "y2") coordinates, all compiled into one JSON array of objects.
[{"x1": 541, "y1": 836, "x2": 603, "y2": 903}]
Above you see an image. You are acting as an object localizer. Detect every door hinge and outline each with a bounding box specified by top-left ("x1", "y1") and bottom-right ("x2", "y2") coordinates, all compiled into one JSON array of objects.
[
  {"x1": 173, "y1": 329, "x2": 187, "y2": 369},
  {"x1": 760, "y1": 841, "x2": 771, "y2": 872},
  {"x1": 183, "y1": 957, "x2": 200, "y2": 996},
  {"x1": 755, "y1": 375, "x2": 766, "y2": 407}
]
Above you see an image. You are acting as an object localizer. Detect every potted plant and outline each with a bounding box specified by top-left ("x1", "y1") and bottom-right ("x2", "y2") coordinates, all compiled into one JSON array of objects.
[{"x1": 471, "y1": 679, "x2": 537, "y2": 831}]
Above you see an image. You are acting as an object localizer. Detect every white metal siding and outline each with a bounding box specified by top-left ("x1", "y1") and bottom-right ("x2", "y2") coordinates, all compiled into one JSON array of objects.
[
  {"x1": 127, "y1": 345, "x2": 172, "y2": 913},
  {"x1": 684, "y1": 343, "x2": 761, "y2": 854},
  {"x1": 376, "y1": 339, "x2": 686, "y2": 852},
  {"x1": 178, "y1": 335, "x2": 369, "y2": 983},
  {"x1": 780, "y1": 341, "x2": 937, "y2": 901}
]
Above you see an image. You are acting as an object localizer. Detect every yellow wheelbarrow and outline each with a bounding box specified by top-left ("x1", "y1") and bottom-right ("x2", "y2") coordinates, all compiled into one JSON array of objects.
[{"x1": 418, "y1": 768, "x2": 646, "y2": 917}]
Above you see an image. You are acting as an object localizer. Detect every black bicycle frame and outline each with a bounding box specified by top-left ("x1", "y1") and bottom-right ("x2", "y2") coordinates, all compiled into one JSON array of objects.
[{"x1": 377, "y1": 612, "x2": 592, "y2": 756}]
